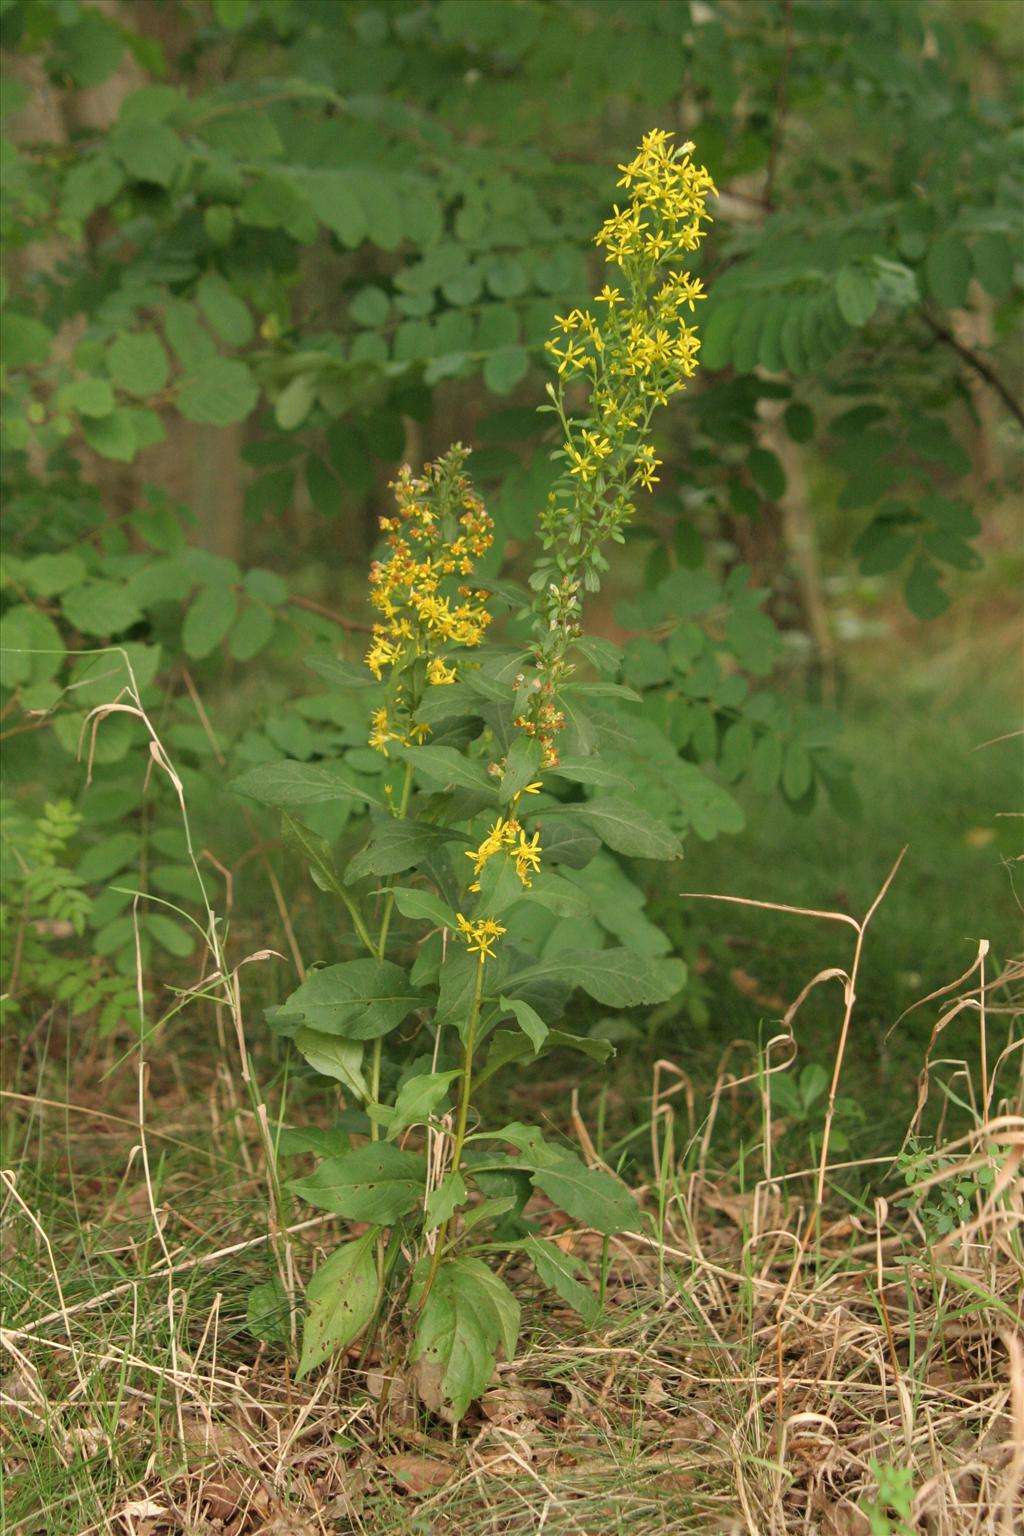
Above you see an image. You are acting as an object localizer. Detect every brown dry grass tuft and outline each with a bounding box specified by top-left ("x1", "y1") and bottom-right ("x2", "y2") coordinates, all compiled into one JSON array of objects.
[{"x1": 3, "y1": 902, "x2": 1020, "y2": 1535}]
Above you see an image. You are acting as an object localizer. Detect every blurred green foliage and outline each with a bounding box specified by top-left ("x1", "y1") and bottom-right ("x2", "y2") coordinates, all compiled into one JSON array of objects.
[{"x1": 1, "y1": 0, "x2": 1019, "y2": 1036}]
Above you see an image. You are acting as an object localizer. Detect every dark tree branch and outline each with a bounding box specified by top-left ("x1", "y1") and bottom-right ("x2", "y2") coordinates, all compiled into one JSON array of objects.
[
  {"x1": 287, "y1": 593, "x2": 373, "y2": 633},
  {"x1": 764, "y1": 0, "x2": 795, "y2": 212},
  {"x1": 923, "y1": 312, "x2": 1024, "y2": 430}
]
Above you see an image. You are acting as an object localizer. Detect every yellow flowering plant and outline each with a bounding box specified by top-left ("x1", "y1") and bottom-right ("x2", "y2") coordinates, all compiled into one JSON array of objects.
[{"x1": 234, "y1": 132, "x2": 712, "y2": 1421}]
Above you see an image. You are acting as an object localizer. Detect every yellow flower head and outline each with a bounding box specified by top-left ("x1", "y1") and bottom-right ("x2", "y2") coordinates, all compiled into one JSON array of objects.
[{"x1": 456, "y1": 914, "x2": 506, "y2": 959}]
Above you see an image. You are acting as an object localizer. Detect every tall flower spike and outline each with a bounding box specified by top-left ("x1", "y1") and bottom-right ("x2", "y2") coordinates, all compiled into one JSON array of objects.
[{"x1": 522, "y1": 130, "x2": 715, "y2": 769}]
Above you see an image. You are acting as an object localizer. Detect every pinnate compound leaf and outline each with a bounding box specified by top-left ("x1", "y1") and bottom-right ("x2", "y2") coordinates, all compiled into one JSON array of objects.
[
  {"x1": 506, "y1": 948, "x2": 685, "y2": 1009},
  {"x1": 290, "y1": 1144, "x2": 425, "y2": 1222},
  {"x1": 279, "y1": 959, "x2": 421, "y2": 1040},
  {"x1": 523, "y1": 1234, "x2": 599, "y2": 1325},
  {"x1": 231, "y1": 759, "x2": 382, "y2": 808},
  {"x1": 298, "y1": 1231, "x2": 379, "y2": 1378},
  {"x1": 570, "y1": 799, "x2": 682, "y2": 860},
  {"x1": 410, "y1": 1258, "x2": 520, "y2": 1422}
]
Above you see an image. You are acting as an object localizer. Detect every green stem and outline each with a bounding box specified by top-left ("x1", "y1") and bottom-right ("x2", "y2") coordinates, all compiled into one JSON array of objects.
[
  {"x1": 368, "y1": 761, "x2": 414, "y2": 1143},
  {"x1": 416, "y1": 951, "x2": 487, "y2": 1310}
]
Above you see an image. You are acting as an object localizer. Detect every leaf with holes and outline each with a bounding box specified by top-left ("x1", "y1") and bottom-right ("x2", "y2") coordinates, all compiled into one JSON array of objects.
[
  {"x1": 298, "y1": 1230, "x2": 379, "y2": 1377},
  {"x1": 290, "y1": 1144, "x2": 426, "y2": 1222}
]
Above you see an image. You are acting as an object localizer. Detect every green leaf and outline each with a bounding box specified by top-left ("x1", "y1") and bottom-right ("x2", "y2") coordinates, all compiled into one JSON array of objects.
[
  {"x1": 231, "y1": 760, "x2": 381, "y2": 808},
  {"x1": 304, "y1": 170, "x2": 368, "y2": 247},
  {"x1": 781, "y1": 741, "x2": 812, "y2": 801},
  {"x1": 292, "y1": 1029, "x2": 367, "y2": 1098},
  {"x1": 278, "y1": 960, "x2": 421, "y2": 1040},
  {"x1": 523, "y1": 1234, "x2": 599, "y2": 1325},
  {"x1": 61, "y1": 580, "x2": 143, "y2": 637},
  {"x1": 484, "y1": 346, "x2": 529, "y2": 396},
  {"x1": 163, "y1": 300, "x2": 217, "y2": 371},
  {"x1": 508, "y1": 948, "x2": 686, "y2": 1009},
  {"x1": 904, "y1": 556, "x2": 950, "y2": 620},
  {"x1": 371, "y1": 1070, "x2": 461, "y2": 1139},
  {"x1": 178, "y1": 358, "x2": 259, "y2": 426},
  {"x1": 57, "y1": 377, "x2": 115, "y2": 418},
  {"x1": 247, "y1": 1279, "x2": 290, "y2": 1345},
  {"x1": 424, "y1": 1171, "x2": 467, "y2": 1231},
  {"x1": 3, "y1": 314, "x2": 52, "y2": 368},
  {"x1": 290, "y1": 1144, "x2": 425, "y2": 1222},
  {"x1": 499, "y1": 1132, "x2": 639, "y2": 1236},
  {"x1": 213, "y1": 0, "x2": 251, "y2": 28},
  {"x1": 197, "y1": 272, "x2": 254, "y2": 347},
  {"x1": 835, "y1": 263, "x2": 880, "y2": 327},
  {"x1": 698, "y1": 298, "x2": 742, "y2": 370},
  {"x1": 750, "y1": 731, "x2": 783, "y2": 794},
  {"x1": 396, "y1": 743, "x2": 495, "y2": 794},
  {"x1": 548, "y1": 758, "x2": 634, "y2": 790},
  {"x1": 275, "y1": 373, "x2": 318, "y2": 432},
  {"x1": 80, "y1": 410, "x2": 137, "y2": 462},
  {"x1": 145, "y1": 912, "x2": 195, "y2": 957},
  {"x1": 111, "y1": 122, "x2": 184, "y2": 188},
  {"x1": 971, "y1": 232, "x2": 1014, "y2": 300},
  {"x1": 345, "y1": 819, "x2": 466, "y2": 882},
  {"x1": 350, "y1": 286, "x2": 391, "y2": 327},
  {"x1": 182, "y1": 585, "x2": 238, "y2": 658},
  {"x1": 523, "y1": 871, "x2": 591, "y2": 918},
  {"x1": 298, "y1": 1231, "x2": 379, "y2": 1378},
  {"x1": 245, "y1": 568, "x2": 289, "y2": 606},
  {"x1": 23, "y1": 553, "x2": 87, "y2": 597},
  {"x1": 107, "y1": 332, "x2": 169, "y2": 397},
  {"x1": 305, "y1": 653, "x2": 376, "y2": 689},
  {"x1": 538, "y1": 819, "x2": 601, "y2": 869},
  {"x1": 229, "y1": 604, "x2": 274, "y2": 661},
  {"x1": 410, "y1": 1258, "x2": 520, "y2": 1421},
  {"x1": 925, "y1": 235, "x2": 972, "y2": 309},
  {"x1": 498, "y1": 735, "x2": 544, "y2": 803},
  {"x1": 747, "y1": 447, "x2": 786, "y2": 500},
  {"x1": 392, "y1": 887, "x2": 458, "y2": 930},
  {"x1": 60, "y1": 154, "x2": 124, "y2": 219},
  {"x1": 0, "y1": 605, "x2": 64, "y2": 689},
  {"x1": 571, "y1": 799, "x2": 682, "y2": 860},
  {"x1": 784, "y1": 402, "x2": 815, "y2": 443},
  {"x1": 497, "y1": 994, "x2": 548, "y2": 1052}
]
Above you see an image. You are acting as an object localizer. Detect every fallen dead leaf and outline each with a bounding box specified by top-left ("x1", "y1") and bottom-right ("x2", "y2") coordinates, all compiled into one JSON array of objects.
[
  {"x1": 381, "y1": 1453, "x2": 454, "y2": 1495},
  {"x1": 117, "y1": 1500, "x2": 169, "y2": 1524}
]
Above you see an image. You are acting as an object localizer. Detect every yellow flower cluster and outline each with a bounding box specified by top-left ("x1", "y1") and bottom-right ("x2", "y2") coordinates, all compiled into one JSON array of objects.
[
  {"x1": 520, "y1": 131, "x2": 714, "y2": 771},
  {"x1": 365, "y1": 448, "x2": 493, "y2": 754},
  {"x1": 543, "y1": 130, "x2": 715, "y2": 491},
  {"x1": 464, "y1": 815, "x2": 543, "y2": 892},
  {"x1": 456, "y1": 914, "x2": 506, "y2": 959}
]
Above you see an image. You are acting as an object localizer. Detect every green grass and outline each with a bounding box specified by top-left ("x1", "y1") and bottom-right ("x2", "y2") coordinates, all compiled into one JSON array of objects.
[{"x1": 649, "y1": 623, "x2": 1021, "y2": 1155}]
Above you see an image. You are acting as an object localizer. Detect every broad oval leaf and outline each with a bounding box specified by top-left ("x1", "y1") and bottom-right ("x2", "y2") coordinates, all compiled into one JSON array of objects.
[
  {"x1": 231, "y1": 760, "x2": 382, "y2": 808},
  {"x1": 298, "y1": 1231, "x2": 380, "y2": 1378},
  {"x1": 290, "y1": 1144, "x2": 426, "y2": 1222}
]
